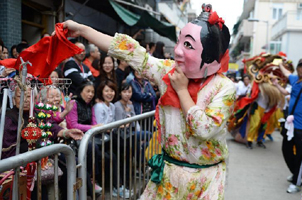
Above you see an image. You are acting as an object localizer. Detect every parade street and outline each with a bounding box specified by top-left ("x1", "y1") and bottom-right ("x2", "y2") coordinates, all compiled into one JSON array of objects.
[{"x1": 225, "y1": 131, "x2": 301, "y2": 200}]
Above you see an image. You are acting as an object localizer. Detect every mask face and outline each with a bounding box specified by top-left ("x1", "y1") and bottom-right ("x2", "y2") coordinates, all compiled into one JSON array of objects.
[{"x1": 174, "y1": 22, "x2": 221, "y2": 79}]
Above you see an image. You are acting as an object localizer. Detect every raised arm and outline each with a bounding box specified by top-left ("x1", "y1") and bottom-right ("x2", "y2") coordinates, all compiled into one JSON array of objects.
[
  {"x1": 62, "y1": 20, "x2": 174, "y2": 93},
  {"x1": 279, "y1": 63, "x2": 291, "y2": 78},
  {"x1": 272, "y1": 78, "x2": 290, "y2": 96},
  {"x1": 63, "y1": 20, "x2": 113, "y2": 53}
]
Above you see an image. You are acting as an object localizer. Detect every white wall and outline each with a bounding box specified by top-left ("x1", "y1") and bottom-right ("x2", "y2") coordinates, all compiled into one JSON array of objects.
[{"x1": 282, "y1": 32, "x2": 302, "y2": 67}]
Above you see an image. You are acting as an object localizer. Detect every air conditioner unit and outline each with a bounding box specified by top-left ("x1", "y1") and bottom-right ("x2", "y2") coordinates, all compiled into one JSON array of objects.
[{"x1": 298, "y1": 3, "x2": 302, "y2": 9}]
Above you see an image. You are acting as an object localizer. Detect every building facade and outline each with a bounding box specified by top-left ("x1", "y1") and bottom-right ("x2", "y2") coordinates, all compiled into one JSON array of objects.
[{"x1": 230, "y1": 0, "x2": 302, "y2": 69}]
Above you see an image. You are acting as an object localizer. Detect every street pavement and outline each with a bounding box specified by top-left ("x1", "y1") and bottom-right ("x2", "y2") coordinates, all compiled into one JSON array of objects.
[{"x1": 225, "y1": 131, "x2": 301, "y2": 200}]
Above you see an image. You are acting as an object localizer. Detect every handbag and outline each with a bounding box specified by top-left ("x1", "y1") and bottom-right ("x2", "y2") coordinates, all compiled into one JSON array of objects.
[
  {"x1": 281, "y1": 86, "x2": 302, "y2": 136},
  {"x1": 34, "y1": 158, "x2": 63, "y2": 185}
]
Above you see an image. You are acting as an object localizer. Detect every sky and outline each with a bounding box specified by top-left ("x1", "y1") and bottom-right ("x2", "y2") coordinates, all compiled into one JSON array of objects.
[{"x1": 190, "y1": 0, "x2": 244, "y2": 34}]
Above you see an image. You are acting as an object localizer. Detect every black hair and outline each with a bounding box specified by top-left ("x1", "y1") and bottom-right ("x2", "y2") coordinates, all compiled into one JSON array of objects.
[
  {"x1": 16, "y1": 43, "x2": 29, "y2": 53},
  {"x1": 140, "y1": 41, "x2": 147, "y2": 49},
  {"x1": 0, "y1": 38, "x2": 4, "y2": 50},
  {"x1": 91, "y1": 59, "x2": 100, "y2": 71},
  {"x1": 10, "y1": 45, "x2": 17, "y2": 58},
  {"x1": 149, "y1": 42, "x2": 155, "y2": 49},
  {"x1": 96, "y1": 79, "x2": 117, "y2": 102},
  {"x1": 153, "y1": 42, "x2": 165, "y2": 59},
  {"x1": 53, "y1": 68, "x2": 63, "y2": 79},
  {"x1": 243, "y1": 74, "x2": 250, "y2": 80},
  {"x1": 190, "y1": 4, "x2": 230, "y2": 69},
  {"x1": 120, "y1": 82, "x2": 132, "y2": 92},
  {"x1": 21, "y1": 39, "x2": 28, "y2": 44},
  {"x1": 76, "y1": 79, "x2": 94, "y2": 98},
  {"x1": 99, "y1": 55, "x2": 116, "y2": 82}
]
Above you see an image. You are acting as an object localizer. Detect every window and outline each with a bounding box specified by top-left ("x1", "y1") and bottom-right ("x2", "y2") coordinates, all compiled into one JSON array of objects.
[
  {"x1": 272, "y1": 3, "x2": 283, "y2": 20},
  {"x1": 249, "y1": 10, "x2": 254, "y2": 19},
  {"x1": 297, "y1": 9, "x2": 302, "y2": 20},
  {"x1": 270, "y1": 41, "x2": 282, "y2": 54}
]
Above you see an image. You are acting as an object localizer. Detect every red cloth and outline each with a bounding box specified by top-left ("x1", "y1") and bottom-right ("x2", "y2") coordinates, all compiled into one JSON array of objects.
[
  {"x1": 159, "y1": 68, "x2": 215, "y2": 108},
  {"x1": 83, "y1": 58, "x2": 100, "y2": 77},
  {"x1": 236, "y1": 81, "x2": 260, "y2": 110},
  {"x1": 0, "y1": 23, "x2": 83, "y2": 78},
  {"x1": 261, "y1": 106, "x2": 277, "y2": 124}
]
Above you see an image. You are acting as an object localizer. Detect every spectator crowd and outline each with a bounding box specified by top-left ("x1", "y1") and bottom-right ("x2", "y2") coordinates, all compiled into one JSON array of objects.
[{"x1": 0, "y1": 35, "x2": 170, "y2": 199}]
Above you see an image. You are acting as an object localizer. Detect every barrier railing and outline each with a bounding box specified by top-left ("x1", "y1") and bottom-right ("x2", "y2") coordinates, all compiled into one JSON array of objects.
[
  {"x1": 0, "y1": 144, "x2": 77, "y2": 200},
  {"x1": 78, "y1": 111, "x2": 158, "y2": 200}
]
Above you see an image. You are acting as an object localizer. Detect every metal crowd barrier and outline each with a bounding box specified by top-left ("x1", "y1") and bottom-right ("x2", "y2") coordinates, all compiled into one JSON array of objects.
[
  {"x1": 0, "y1": 144, "x2": 77, "y2": 200},
  {"x1": 78, "y1": 111, "x2": 159, "y2": 200}
]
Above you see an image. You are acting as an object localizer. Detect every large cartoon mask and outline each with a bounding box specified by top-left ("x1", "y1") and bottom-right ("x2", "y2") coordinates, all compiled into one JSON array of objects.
[{"x1": 174, "y1": 4, "x2": 230, "y2": 79}]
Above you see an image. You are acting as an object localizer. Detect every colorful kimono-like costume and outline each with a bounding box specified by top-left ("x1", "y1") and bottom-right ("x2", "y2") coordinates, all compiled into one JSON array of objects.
[{"x1": 108, "y1": 33, "x2": 236, "y2": 199}]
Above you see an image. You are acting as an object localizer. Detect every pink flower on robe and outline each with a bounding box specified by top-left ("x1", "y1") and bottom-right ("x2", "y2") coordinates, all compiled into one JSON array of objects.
[{"x1": 167, "y1": 135, "x2": 178, "y2": 146}]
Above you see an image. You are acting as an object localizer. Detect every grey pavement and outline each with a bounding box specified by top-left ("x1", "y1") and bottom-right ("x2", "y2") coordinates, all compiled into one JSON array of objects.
[{"x1": 225, "y1": 131, "x2": 301, "y2": 200}]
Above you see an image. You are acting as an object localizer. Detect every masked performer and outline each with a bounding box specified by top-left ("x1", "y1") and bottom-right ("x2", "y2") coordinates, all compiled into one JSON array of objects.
[
  {"x1": 60, "y1": 4, "x2": 235, "y2": 199},
  {"x1": 228, "y1": 53, "x2": 287, "y2": 148}
]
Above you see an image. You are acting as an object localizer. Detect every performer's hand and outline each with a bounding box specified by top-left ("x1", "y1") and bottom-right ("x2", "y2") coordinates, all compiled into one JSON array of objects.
[
  {"x1": 62, "y1": 20, "x2": 84, "y2": 37},
  {"x1": 168, "y1": 65, "x2": 189, "y2": 93}
]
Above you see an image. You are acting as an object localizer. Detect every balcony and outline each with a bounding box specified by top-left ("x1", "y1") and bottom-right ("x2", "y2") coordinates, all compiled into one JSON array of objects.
[
  {"x1": 271, "y1": 11, "x2": 302, "y2": 39},
  {"x1": 231, "y1": 19, "x2": 254, "y2": 53}
]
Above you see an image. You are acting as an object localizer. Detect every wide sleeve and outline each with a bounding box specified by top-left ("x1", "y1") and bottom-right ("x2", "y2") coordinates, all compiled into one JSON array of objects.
[
  {"x1": 108, "y1": 33, "x2": 174, "y2": 93},
  {"x1": 186, "y1": 78, "x2": 236, "y2": 140},
  {"x1": 66, "y1": 100, "x2": 93, "y2": 132}
]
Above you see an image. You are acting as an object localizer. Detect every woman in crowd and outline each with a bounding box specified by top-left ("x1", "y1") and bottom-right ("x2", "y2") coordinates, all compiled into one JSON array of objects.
[
  {"x1": 10, "y1": 45, "x2": 18, "y2": 58},
  {"x1": 94, "y1": 55, "x2": 117, "y2": 90},
  {"x1": 38, "y1": 86, "x2": 86, "y2": 199},
  {"x1": 93, "y1": 79, "x2": 117, "y2": 124},
  {"x1": 130, "y1": 70, "x2": 156, "y2": 115},
  {"x1": 93, "y1": 79, "x2": 131, "y2": 198},
  {"x1": 66, "y1": 80, "x2": 102, "y2": 131},
  {"x1": 39, "y1": 86, "x2": 73, "y2": 129},
  {"x1": 115, "y1": 82, "x2": 152, "y2": 162},
  {"x1": 48, "y1": 68, "x2": 69, "y2": 107},
  {"x1": 60, "y1": 3, "x2": 235, "y2": 199},
  {"x1": 65, "y1": 80, "x2": 103, "y2": 196}
]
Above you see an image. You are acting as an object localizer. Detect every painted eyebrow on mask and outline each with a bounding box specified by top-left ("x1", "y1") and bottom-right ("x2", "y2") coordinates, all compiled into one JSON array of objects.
[{"x1": 185, "y1": 34, "x2": 196, "y2": 41}]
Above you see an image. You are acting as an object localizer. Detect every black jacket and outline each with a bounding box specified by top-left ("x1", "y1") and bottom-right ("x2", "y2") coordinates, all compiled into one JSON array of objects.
[{"x1": 63, "y1": 58, "x2": 95, "y2": 95}]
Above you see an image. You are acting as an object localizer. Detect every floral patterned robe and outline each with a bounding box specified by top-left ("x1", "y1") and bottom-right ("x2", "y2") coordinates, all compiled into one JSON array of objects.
[{"x1": 108, "y1": 33, "x2": 236, "y2": 200}]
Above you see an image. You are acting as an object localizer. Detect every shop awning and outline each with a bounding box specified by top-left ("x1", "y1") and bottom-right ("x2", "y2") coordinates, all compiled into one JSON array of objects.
[{"x1": 109, "y1": 0, "x2": 177, "y2": 42}]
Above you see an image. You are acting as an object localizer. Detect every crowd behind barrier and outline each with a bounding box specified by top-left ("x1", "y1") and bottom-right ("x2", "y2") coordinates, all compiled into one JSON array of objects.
[{"x1": 0, "y1": 37, "x2": 165, "y2": 199}]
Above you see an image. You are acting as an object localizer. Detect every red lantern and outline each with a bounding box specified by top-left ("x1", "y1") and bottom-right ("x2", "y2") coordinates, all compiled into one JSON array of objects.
[{"x1": 21, "y1": 117, "x2": 42, "y2": 151}]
